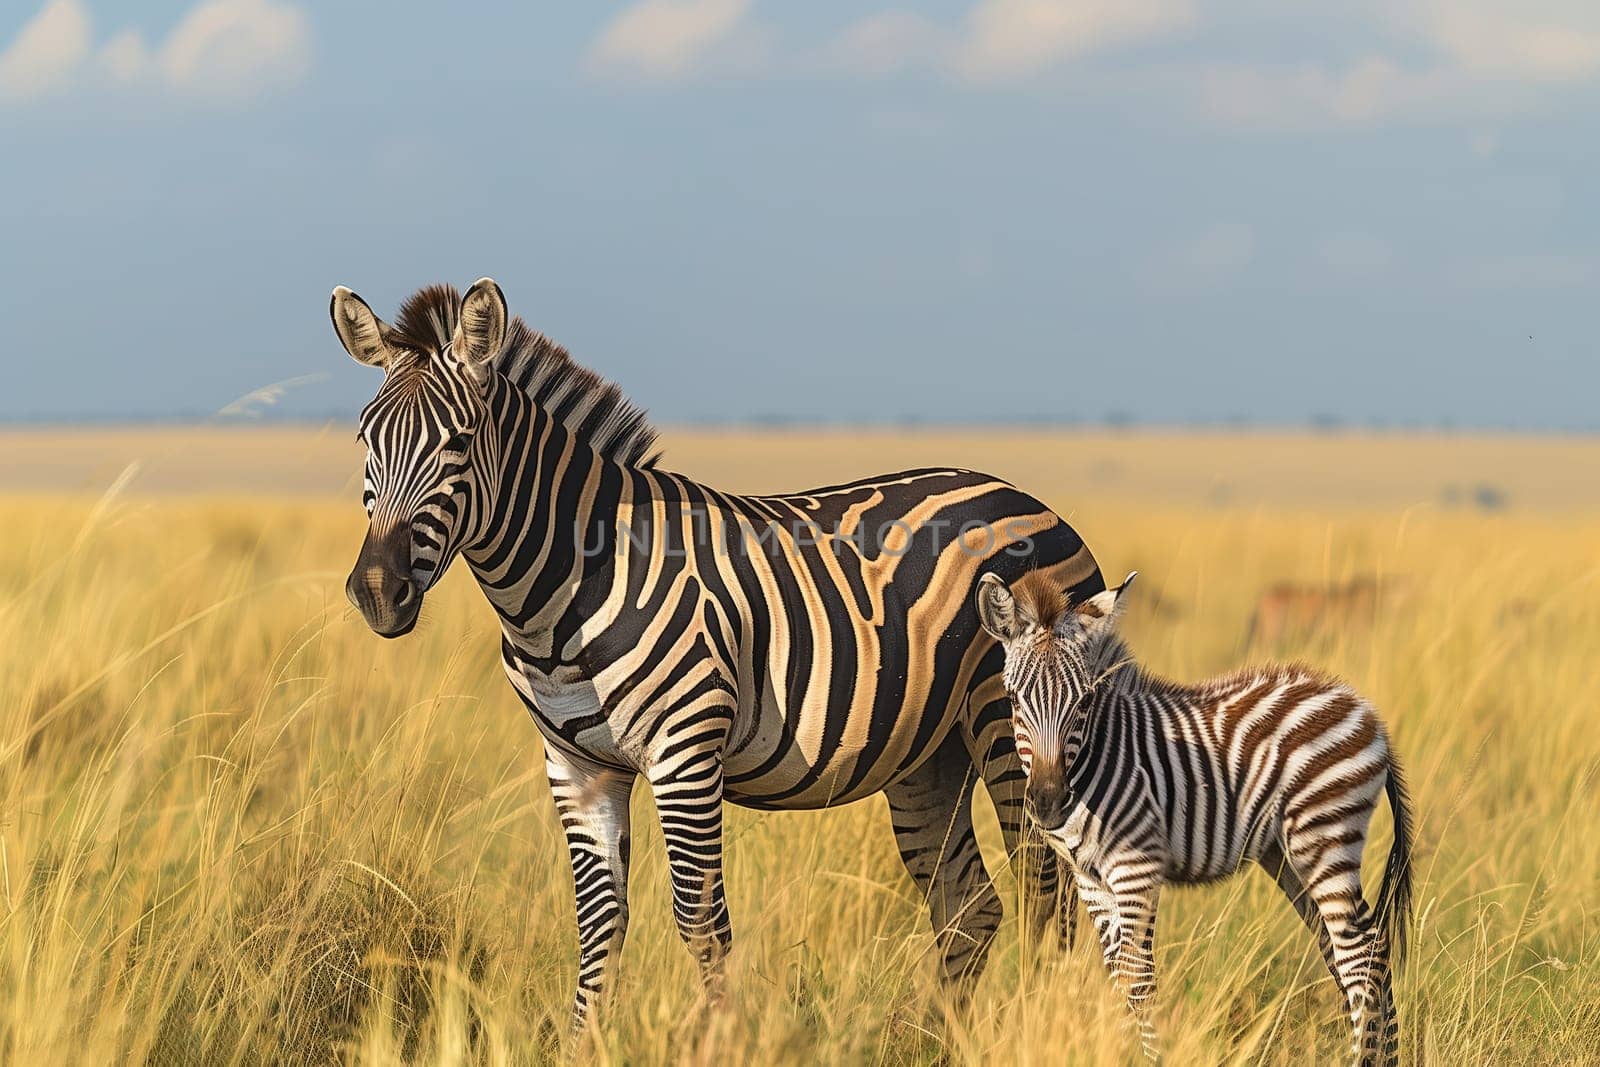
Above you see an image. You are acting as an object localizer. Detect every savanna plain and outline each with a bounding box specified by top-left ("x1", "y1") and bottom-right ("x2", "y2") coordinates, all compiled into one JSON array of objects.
[{"x1": 2, "y1": 427, "x2": 1597, "y2": 1065}]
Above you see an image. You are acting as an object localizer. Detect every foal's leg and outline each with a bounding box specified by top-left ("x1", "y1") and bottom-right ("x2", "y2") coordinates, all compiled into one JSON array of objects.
[
  {"x1": 1283, "y1": 821, "x2": 1393, "y2": 1066},
  {"x1": 1319, "y1": 894, "x2": 1389, "y2": 1067},
  {"x1": 1260, "y1": 841, "x2": 1340, "y2": 980},
  {"x1": 547, "y1": 748, "x2": 636, "y2": 1034},
  {"x1": 1077, "y1": 877, "x2": 1120, "y2": 972},
  {"x1": 1080, "y1": 874, "x2": 1161, "y2": 1062},
  {"x1": 1109, "y1": 879, "x2": 1161, "y2": 1062},
  {"x1": 1365, "y1": 936, "x2": 1399, "y2": 1066}
]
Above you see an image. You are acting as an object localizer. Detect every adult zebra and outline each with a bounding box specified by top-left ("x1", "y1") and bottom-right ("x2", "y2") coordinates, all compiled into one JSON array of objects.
[{"x1": 331, "y1": 278, "x2": 1104, "y2": 1029}]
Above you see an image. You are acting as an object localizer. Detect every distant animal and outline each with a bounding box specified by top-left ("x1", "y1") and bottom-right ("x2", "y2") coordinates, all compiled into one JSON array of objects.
[
  {"x1": 1246, "y1": 576, "x2": 1408, "y2": 649},
  {"x1": 978, "y1": 570, "x2": 1415, "y2": 1065},
  {"x1": 330, "y1": 278, "x2": 1104, "y2": 1033}
]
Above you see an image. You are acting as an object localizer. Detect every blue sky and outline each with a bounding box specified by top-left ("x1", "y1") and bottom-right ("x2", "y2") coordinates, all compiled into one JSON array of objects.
[{"x1": 2, "y1": 0, "x2": 1597, "y2": 427}]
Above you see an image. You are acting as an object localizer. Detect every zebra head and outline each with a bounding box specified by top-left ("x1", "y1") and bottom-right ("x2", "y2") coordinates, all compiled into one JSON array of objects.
[
  {"x1": 331, "y1": 279, "x2": 509, "y2": 638},
  {"x1": 977, "y1": 569, "x2": 1137, "y2": 830}
]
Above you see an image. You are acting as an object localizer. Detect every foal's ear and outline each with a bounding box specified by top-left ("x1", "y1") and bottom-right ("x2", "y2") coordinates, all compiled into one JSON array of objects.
[
  {"x1": 452, "y1": 277, "x2": 508, "y2": 383},
  {"x1": 330, "y1": 286, "x2": 400, "y2": 368},
  {"x1": 1078, "y1": 571, "x2": 1138, "y2": 624},
  {"x1": 977, "y1": 573, "x2": 1025, "y2": 642}
]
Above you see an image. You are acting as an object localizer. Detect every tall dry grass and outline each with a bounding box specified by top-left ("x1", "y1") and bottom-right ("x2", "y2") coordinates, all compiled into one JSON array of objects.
[{"x1": 2, "y1": 462, "x2": 1598, "y2": 1064}]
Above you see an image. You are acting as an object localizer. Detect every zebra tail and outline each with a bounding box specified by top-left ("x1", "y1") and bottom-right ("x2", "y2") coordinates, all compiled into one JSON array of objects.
[{"x1": 1374, "y1": 749, "x2": 1416, "y2": 969}]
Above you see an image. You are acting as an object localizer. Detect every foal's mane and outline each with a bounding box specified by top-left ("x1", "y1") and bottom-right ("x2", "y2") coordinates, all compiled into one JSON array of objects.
[
  {"x1": 1012, "y1": 569, "x2": 1070, "y2": 629},
  {"x1": 389, "y1": 284, "x2": 662, "y2": 469}
]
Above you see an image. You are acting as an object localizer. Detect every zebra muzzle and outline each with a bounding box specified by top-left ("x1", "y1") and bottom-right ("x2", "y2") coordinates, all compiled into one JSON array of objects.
[
  {"x1": 346, "y1": 529, "x2": 420, "y2": 637},
  {"x1": 1026, "y1": 769, "x2": 1072, "y2": 832}
]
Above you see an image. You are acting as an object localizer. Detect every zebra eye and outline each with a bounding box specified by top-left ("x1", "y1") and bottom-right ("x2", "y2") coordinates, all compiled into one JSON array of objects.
[{"x1": 443, "y1": 431, "x2": 472, "y2": 454}]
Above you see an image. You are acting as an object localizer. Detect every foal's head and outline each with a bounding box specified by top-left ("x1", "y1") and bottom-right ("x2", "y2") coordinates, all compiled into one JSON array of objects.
[{"x1": 976, "y1": 569, "x2": 1137, "y2": 830}]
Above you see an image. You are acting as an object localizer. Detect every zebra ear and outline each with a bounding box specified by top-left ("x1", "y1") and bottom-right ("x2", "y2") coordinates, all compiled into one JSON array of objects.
[
  {"x1": 977, "y1": 573, "x2": 1024, "y2": 642},
  {"x1": 330, "y1": 286, "x2": 400, "y2": 368},
  {"x1": 1079, "y1": 571, "x2": 1137, "y2": 623},
  {"x1": 452, "y1": 277, "x2": 508, "y2": 382}
]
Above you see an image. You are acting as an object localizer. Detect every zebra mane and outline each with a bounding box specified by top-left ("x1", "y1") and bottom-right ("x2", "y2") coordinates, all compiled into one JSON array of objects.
[{"x1": 389, "y1": 284, "x2": 662, "y2": 469}]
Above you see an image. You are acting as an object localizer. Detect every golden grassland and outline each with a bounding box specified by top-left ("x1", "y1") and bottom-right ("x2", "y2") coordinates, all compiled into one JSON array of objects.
[{"x1": 2, "y1": 428, "x2": 1598, "y2": 1065}]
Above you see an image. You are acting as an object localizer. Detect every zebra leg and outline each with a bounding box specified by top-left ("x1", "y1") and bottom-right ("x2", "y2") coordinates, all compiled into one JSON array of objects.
[
  {"x1": 1260, "y1": 841, "x2": 1341, "y2": 979},
  {"x1": 1099, "y1": 870, "x2": 1161, "y2": 1063},
  {"x1": 1322, "y1": 899, "x2": 1388, "y2": 1067},
  {"x1": 1082, "y1": 871, "x2": 1161, "y2": 1062},
  {"x1": 645, "y1": 700, "x2": 735, "y2": 994},
  {"x1": 1079, "y1": 880, "x2": 1120, "y2": 971},
  {"x1": 884, "y1": 730, "x2": 1003, "y2": 1003},
  {"x1": 547, "y1": 747, "x2": 636, "y2": 1035},
  {"x1": 960, "y1": 683, "x2": 1071, "y2": 951},
  {"x1": 1113, "y1": 891, "x2": 1161, "y2": 1063},
  {"x1": 1283, "y1": 829, "x2": 1392, "y2": 1067},
  {"x1": 1336, "y1": 911, "x2": 1397, "y2": 1067},
  {"x1": 1366, "y1": 940, "x2": 1399, "y2": 1066}
]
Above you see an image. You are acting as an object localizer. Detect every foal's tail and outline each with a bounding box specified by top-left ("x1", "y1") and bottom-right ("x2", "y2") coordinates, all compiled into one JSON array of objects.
[{"x1": 1374, "y1": 747, "x2": 1416, "y2": 968}]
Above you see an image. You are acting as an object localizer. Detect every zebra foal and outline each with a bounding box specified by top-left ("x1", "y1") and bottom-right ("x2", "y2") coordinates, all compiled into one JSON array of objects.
[{"x1": 976, "y1": 570, "x2": 1416, "y2": 1065}]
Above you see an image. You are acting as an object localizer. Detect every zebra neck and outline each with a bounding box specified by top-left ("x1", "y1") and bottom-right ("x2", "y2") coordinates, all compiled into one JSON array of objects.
[
  {"x1": 1070, "y1": 663, "x2": 1221, "y2": 780},
  {"x1": 462, "y1": 397, "x2": 628, "y2": 659}
]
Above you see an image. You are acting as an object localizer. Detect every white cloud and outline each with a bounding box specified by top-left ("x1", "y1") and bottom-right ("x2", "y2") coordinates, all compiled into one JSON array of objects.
[
  {"x1": 814, "y1": 0, "x2": 1600, "y2": 122},
  {"x1": 580, "y1": 0, "x2": 1600, "y2": 112},
  {"x1": 1421, "y1": 2, "x2": 1600, "y2": 83},
  {"x1": 97, "y1": 28, "x2": 148, "y2": 84},
  {"x1": 0, "y1": 0, "x2": 310, "y2": 104},
  {"x1": 562, "y1": 1, "x2": 1600, "y2": 123},
  {"x1": 588, "y1": 0, "x2": 754, "y2": 81},
  {"x1": 955, "y1": 0, "x2": 1195, "y2": 81},
  {"x1": 829, "y1": 12, "x2": 946, "y2": 77},
  {"x1": 0, "y1": 0, "x2": 91, "y2": 100},
  {"x1": 159, "y1": 0, "x2": 311, "y2": 99},
  {"x1": 822, "y1": 0, "x2": 1194, "y2": 82},
  {"x1": 1200, "y1": 58, "x2": 1466, "y2": 128},
  {"x1": 1199, "y1": 1, "x2": 1600, "y2": 128}
]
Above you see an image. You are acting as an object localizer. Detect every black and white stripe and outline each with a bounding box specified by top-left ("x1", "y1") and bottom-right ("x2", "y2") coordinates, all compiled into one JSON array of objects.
[
  {"x1": 978, "y1": 571, "x2": 1415, "y2": 1065},
  {"x1": 331, "y1": 280, "x2": 1105, "y2": 1031}
]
